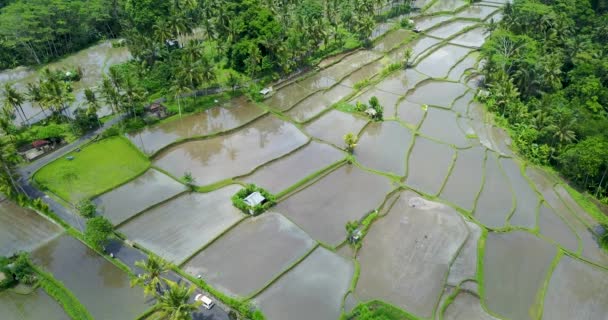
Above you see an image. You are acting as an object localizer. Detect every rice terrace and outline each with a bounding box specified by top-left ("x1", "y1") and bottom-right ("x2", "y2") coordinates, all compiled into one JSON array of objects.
[{"x1": 1, "y1": 0, "x2": 608, "y2": 319}]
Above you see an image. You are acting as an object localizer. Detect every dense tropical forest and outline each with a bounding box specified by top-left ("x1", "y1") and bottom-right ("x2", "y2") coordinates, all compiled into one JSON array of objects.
[{"x1": 479, "y1": 0, "x2": 608, "y2": 202}]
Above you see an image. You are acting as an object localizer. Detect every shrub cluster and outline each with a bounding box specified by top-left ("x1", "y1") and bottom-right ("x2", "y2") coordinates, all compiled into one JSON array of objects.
[{"x1": 231, "y1": 184, "x2": 276, "y2": 216}]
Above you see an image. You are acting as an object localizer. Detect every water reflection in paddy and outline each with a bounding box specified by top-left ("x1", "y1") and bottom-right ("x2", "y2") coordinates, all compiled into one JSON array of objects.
[
  {"x1": 406, "y1": 80, "x2": 468, "y2": 107},
  {"x1": 406, "y1": 136, "x2": 455, "y2": 195},
  {"x1": 426, "y1": 20, "x2": 478, "y2": 39},
  {"x1": 304, "y1": 110, "x2": 369, "y2": 147},
  {"x1": 416, "y1": 44, "x2": 472, "y2": 78},
  {"x1": 450, "y1": 27, "x2": 488, "y2": 48},
  {"x1": 455, "y1": 5, "x2": 499, "y2": 20},
  {"x1": 373, "y1": 29, "x2": 412, "y2": 52},
  {"x1": 184, "y1": 212, "x2": 316, "y2": 297},
  {"x1": 356, "y1": 121, "x2": 412, "y2": 176},
  {"x1": 242, "y1": 142, "x2": 344, "y2": 194},
  {"x1": 154, "y1": 116, "x2": 308, "y2": 185},
  {"x1": 419, "y1": 107, "x2": 471, "y2": 147},
  {"x1": 119, "y1": 185, "x2": 244, "y2": 264},
  {"x1": 0, "y1": 201, "x2": 62, "y2": 257},
  {"x1": 127, "y1": 96, "x2": 265, "y2": 155},
  {"x1": 0, "y1": 288, "x2": 67, "y2": 320},
  {"x1": 426, "y1": 0, "x2": 468, "y2": 13},
  {"x1": 31, "y1": 235, "x2": 151, "y2": 319},
  {"x1": 285, "y1": 84, "x2": 353, "y2": 122}
]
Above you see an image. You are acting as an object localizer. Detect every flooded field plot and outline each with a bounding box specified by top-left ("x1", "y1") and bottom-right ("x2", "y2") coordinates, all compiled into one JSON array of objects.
[
  {"x1": 450, "y1": 27, "x2": 487, "y2": 47},
  {"x1": 406, "y1": 136, "x2": 455, "y2": 196},
  {"x1": 95, "y1": 169, "x2": 186, "y2": 225},
  {"x1": 254, "y1": 247, "x2": 353, "y2": 320},
  {"x1": 456, "y1": 4, "x2": 499, "y2": 19},
  {"x1": 241, "y1": 142, "x2": 344, "y2": 194},
  {"x1": 119, "y1": 186, "x2": 243, "y2": 264},
  {"x1": 350, "y1": 87, "x2": 401, "y2": 117},
  {"x1": 426, "y1": 20, "x2": 478, "y2": 39},
  {"x1": 0, "y1": 201, "x2": 62, "y2": 257},
  {"x1": 297, "y1": 73, "x2": 337, "y2": 91},
  {"x1": 32, "y1": 235, "x2": 150, "y2": 319},
  {"x1": 415, "y1": 44, "x2": 472, "y2": 78},
  {"x1": 356, "y1": 192, "x2": 469, "y2": 317},
  {"x1": 127, "y1": 97, "x2": 265, "y2": 155},
  {"x1": 500, "y1": 158, "x2": 538, "y2": 228},
  {"x1": 154, "y1": 116, "x2": 308, "y2": 185},
  {"x1": 406, "y1": 80, "x2": 468, "y2": 107},
  {"x1": 419, "y1": 107, "x2": 471, "y2": 148},
  {"x1": 265, "y1": 82, "x2": 313, "y2": 111},
  {"x1": 286, "y1": 84, "x2": 353, "y2": 122},
  {"x1": 527, "y1": 168, "x2": 608, "y2": 265},
  {"x1": 440, "y1": 147, "x2": 485, "y2": 211},
  {"x1": 448, "y1": 52, "x2": 479, "y2": 81},
  {"x1": 427, "y1": 0, "x2": 468, "y2": 13},
  {"x1": 538, "y1": 204, "x2": 579, "y2": 252},
  {"x1": 321, "y1": 51, "x2": 382, "y2": 81},
  {"x1": 414, "y1": 15, "x2": 453, "y2": 31},
  {"x1": 183, "y1": 213, "x2": 316, "y2": 297},
  {"x1": 340, "y1": 61, "x2": 384, "y2": 88},
  {"x1": 276, "y1": 165, "x2": 393, "y2": 246},
  {"x1": 553, "y1": 185, "x2": 599, "y2": 229},
  {"x1": 407, "y1": 37, "x2": 443, "y2": 62},
  {"x1": 474, "y1": 152, "x2": 513, "y2": 228},
  {"x1": 0, "y1": 288, "x2": 67, "y2": 320},
  {"x1": 448, "y1": 221, "x2": 482, "y2": 286},
  {"x1": 397, "y1": 100, "x2": 426, "y2": 128},
  {"x1": 375, "y1": 69, "x2": 428, "y2": 95},
  {"x1": 542, "y1": 256, "x2": 608, "y2": 320},
  {"x1": 356, "y1": 121, "x2": 412, "y2": 176},
  {"x1": 304, "y1": 110, "x2": 368, "y2": 147},
  {"x1": 452, "y1": 90, "x2": 474, "y2": 115},
  {"x1": 444, "y1": 292, "x2": 498, "y2": 320},
  {"x1": 483, "y1": 231, "x2": 556, "y2": 320},
  {"x1": 373, "y1": 29, "x2": 412, "y2": 52},
  {"x1": 371, "y1": 22, "x2": 394, "y2": 40}
]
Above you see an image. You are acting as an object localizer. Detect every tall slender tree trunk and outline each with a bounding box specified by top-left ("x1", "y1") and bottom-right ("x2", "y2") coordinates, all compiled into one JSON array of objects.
[{"x1": 597, "y1": 166, "x2": 608, "y2": 197}]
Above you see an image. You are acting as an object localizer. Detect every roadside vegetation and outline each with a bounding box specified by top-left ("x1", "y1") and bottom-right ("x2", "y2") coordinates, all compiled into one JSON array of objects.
[
  {"x1": 33, "y1": 136, "x2": 149, "y2": 202},
  {"x1": 345, "y1": 300, "x2": 417, "y2": 320},
  {"x1": 479, "y1": 0, "x2": 608, "y2": 205}
]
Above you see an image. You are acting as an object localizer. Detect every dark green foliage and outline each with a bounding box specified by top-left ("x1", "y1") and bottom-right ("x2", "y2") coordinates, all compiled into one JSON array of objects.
[
  {"x1": 76, "y1": 199, "x2": 97, "y2": 218},
  {"x1": 231, "y1": 184, "x2": 276, "y2": 216},
  {"x1": 84, "y1": 216, "x2": 113, "y2": 251},
  {"x1": 480, "y1": 0, "x2": 608, "y2": 200},
  {"x1": 0, "y1": 253, "x2": 36, "y2": 289},
  {"x1": 0, "y1": 0, "x2": 121, "y2": 69},
  {"x1": 71, "y1": 108, "x2": 100, "y2": 135},
  {"x1": 348, "y1": 300, "x2": 416, "y2": 320}
]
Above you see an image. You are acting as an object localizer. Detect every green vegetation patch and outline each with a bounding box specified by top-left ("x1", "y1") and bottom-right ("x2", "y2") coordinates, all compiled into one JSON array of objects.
[
  {"x1": 231, "y1": 184, "x2": 276, "y2": 216},
  {"x1": 346, "y1": 300, "x2": 418, "y2": 320},
  {"x1": 34, "y1": 137, "x2": 150, "y2": 202}
]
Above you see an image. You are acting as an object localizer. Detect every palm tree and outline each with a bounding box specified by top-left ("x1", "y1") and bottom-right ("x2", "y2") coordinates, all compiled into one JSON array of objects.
[
  {"x1": 131, "y1": 255, "x2": 170, "y2": 297},
  {"x1": 2, "y1": 83, "x2": 28, "y2": 126},
  {"x1": 170, "y1": 78, "x2": 190, "y2": 118},
  {"x1": 84, "y1": 88, "x2": 102, "y2": 128},
  {"x1": 0, "y1": 138, "x2": 23, "y2": 196},
  {"x1": 26, "y1": 82, "x2": 47, "y2": 117},
  {"x1": 155, "y1": 280, "x2": 200, "y2": 320},
  {"x1": 100, "y1": 76, "x2": 121, "y2": 114}
]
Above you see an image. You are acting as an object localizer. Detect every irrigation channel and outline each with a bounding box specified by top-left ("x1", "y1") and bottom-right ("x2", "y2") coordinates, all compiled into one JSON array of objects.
[{"x1": 3, "y1": 0, "x2": 608, "y2": 319}]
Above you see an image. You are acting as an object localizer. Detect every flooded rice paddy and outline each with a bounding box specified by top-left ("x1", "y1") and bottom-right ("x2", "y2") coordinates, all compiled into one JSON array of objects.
[
  {"x1": 0, "y1": 288, "x2": 68, "y2": 320},
  {"x1": 31, "y1": 235, "x2": 151, "y2": 319},
  {"x1": 127, "y1": 96, "x2": 265, "y2": 155},
  {"x1": 183, "y1": 212, "x2": 316, "y2": 297},
  {"x1": 9, "y1": 2, "x2": 608, "y2": 319},
  {"x1": 0, "y1": 201, "x2": 62, "y2": 257},
  {"x1": 119, "y1": 185, "x2": 244, "y2": 264}
]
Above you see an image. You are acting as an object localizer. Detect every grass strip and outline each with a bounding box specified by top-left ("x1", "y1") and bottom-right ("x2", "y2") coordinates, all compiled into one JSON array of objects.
[{"x1": 35, "y1": 266, "x2": 94, "y2": 320}]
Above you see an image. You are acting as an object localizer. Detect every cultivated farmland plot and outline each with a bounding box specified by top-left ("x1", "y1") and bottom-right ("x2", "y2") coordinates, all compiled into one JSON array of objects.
[{"x1": 17, "y1": 1, "x2": 608, "y2": 320}]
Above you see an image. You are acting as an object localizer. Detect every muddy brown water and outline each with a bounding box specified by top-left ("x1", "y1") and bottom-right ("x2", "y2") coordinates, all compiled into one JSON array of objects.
[
  {"x1": 183, "y1": 212, "x2": 316, "y2": 297},
  {"x1": 0, "y1": 201, "x2": 62, "y2": 257},
  {"x1": 153, "y1": 116, "x2": 309, "y2": 186},
  {"x1": 241, "y1": 142, "x2": 345, "y2": 194},
  {"x1": 31, "y1": 235, "x2": 151, "y2": 319},
  {"x1": 356, "y1": 191, "x2": 469, "y2": 318},
  {"x1": 0, "y1": 288, "x2": 68, "y2": 320},
  {"x1": 482, "y1": 231, "x2": 556, "y2": 320},
  {"x1": 356, "y1": 121, "x2": 412, "y2": 176},
  {"x1": 127, "y1": 96, "x2": 265, "y2": 155},
  {"x1": 254, "y1": 247, "x2": 353, "y2": 320},
  {"x1": 119, "y1": 185, "x2": 244, "y2": 264},
  {"x1": 94, "y1": 169, "x2": 187, "y2": 225},
  {"x1": 276, "y1": 165, "x2": 393, "y2": 246}
]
